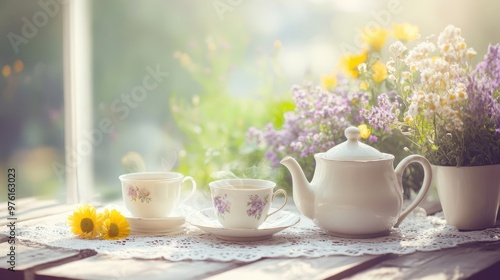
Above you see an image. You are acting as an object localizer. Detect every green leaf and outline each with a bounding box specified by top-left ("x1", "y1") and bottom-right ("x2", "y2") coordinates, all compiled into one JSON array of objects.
[{"x1": 272, "y1": 100, "x2": 295, "y2": 128}]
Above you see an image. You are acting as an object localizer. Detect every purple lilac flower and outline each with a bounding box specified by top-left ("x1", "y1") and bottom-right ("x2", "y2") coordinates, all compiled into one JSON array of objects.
[
  {"x1": 247, "y1": 79, "x2": 369, "y2": 166},
  {"x1": 474, "y1": 44, "x2": 500, "y2": 91},
  {"x1": 368, "y1": 135, "x2": 378, "y2": 143},
  {"x1": 362, "y1": 92, "x2": 399, "y2": 132},
  {"x1": 455, "y1": 44, "x2": 500, "y2": 165},
  {"x1": 467, "y1": 44, "x2": 500, "y2": 130}
]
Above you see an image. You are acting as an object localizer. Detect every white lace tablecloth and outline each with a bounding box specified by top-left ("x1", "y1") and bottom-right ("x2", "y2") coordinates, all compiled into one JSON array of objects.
[{"x1": 6, "y1": 207, "x2": 500, "y2": 262}]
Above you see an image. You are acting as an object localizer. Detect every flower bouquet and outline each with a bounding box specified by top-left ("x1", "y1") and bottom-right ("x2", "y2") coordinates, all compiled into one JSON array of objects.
[
  {"x1": 385, "y1": 25, "x2": 500, "y2": 167},
  {"x1": 378, "y1": 25, "x2": 500, "y2": 230}
]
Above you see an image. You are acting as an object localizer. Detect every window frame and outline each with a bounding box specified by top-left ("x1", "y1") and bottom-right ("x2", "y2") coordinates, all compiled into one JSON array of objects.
[{"x1": 62, "y1": 0, "x2": 93, "y2": 203}]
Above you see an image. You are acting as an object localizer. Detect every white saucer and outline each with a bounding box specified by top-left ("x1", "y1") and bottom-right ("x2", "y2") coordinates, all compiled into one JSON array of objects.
[
  {"x1": 105, "y1": 204, "x2": 187, "y2": 234},
  {"x1": 186, "y1": 208, "x2": 300, "y2": 241},
  {"x1": 125, "y1": 214, "x2": 185, "y2": 234}
]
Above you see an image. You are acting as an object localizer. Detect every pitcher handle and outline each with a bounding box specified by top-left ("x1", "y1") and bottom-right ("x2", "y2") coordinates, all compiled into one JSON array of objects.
[
  {"x1": 179, "y1": 176, "x2": 197, "y2": 206},
  {"x1": 394, "y1": 155, "x2": 432, "y2": 227}
]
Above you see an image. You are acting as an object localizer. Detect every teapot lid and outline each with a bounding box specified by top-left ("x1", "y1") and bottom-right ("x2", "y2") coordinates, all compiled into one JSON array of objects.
[{"x1": 324, "y1": 127, "x2": 383, "y2": 160}]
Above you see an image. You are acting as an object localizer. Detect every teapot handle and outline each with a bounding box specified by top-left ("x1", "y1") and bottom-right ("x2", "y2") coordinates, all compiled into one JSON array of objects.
[{"x1": 394, "y1": 155, "x2": 432, "y2": 227}]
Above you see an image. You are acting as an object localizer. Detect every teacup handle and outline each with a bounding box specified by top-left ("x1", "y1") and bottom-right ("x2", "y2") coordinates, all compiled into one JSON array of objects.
[
  {"x1": 266, "y1": 189, "x2": 288, "y2": 219},
  {"x1": 394, "y1": 155, "x2": 432, "y2": 227},
  {"x1": 179, "y1": 176, "x2": 197, "y2": 206}
]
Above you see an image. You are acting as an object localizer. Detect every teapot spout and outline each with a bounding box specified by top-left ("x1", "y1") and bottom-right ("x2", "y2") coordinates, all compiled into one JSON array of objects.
[{"x1": 280, "y1": 156, "x2": 314, "y2": 219}]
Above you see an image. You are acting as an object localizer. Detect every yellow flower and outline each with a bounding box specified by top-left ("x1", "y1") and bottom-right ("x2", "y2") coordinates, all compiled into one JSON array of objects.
[
  {"x1": 101, "y1": 209, "x2": 130, "y2": 240},
  {"x1": 2, "y1": 65, "x2": 11, "y2": 77},
  {"x1": 361, "y1": 26, "x2": 388, "y2": 51},
  {"x1": 321, "y1": 73, "x2": 337, "y2": 90},
  {"x1": 360, "y1": 81, "x2": 369, "y2": 91},
  {"x1": 340, "y1": 51, "x2": 367, "y2": 78},
  {"x1": 393, "y1": 23, "x2": 419, "y2": 42},
  {"x1": 67, "y1": 204, "x2": 102, "y2": 239},
  {"x1": 457, "y1": 42, "x2": 466, "y2": 50},
  {"x1": 173, "y1": 51, "x2": 193, "y2": 68},
  {"x1": 13, "y1": 60, "x2": 24, "y2": 73},
  {"x1": 371, "y1": 60, "x2": 388, "y2": 83},
  {"x1": 99, "y1": 208, "x2": 110, "y2": 220},
  {"x1": 358, "y1": 124, "x2": 371, "y2": 139}
]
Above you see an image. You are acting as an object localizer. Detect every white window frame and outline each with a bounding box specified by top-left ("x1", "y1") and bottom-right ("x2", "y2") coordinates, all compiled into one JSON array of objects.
[{"x1": 62, "y1": 0, "x2": 93, "y2": 203}]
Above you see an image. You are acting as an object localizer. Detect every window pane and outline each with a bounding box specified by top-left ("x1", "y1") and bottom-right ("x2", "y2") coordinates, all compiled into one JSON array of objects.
[
  {"x1": 0, "y1": 1, "x2": 64, "y2": 201},
  {"x1": 91, "y1": 1, "x2": 192, "y2": 200},
  {"x1": 90, "y1": 0, "x2": 500, "y2": 202}
]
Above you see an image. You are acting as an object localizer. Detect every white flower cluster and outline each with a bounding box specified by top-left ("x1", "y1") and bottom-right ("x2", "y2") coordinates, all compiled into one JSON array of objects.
[{"x1": 387, "y1": 25, "x2": 476, "y2": 131}]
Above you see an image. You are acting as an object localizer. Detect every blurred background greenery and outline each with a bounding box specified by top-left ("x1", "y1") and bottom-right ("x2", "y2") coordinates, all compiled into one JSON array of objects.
[{"x1": 1, "y1": 0, "x2": 500, "y2": 202}]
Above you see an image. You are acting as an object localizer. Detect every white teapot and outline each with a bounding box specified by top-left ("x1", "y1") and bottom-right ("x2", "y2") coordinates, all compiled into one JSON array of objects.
[{"x1": 281, "y1": 126, "x2": 432, "y2": 238}]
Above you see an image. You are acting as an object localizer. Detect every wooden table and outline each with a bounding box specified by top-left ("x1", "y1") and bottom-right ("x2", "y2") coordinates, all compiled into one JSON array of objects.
[{"x1": 1, "y1": 198, "x2": 499, "y2": 280}]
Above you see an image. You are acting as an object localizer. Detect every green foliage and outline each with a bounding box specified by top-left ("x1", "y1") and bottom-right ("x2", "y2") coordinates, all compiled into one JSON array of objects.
[
  {"x1": 170, "y1": 35, "x2": 289, "y2": 189},
  {"x1": 173, "y1": 95, "x2": 242, "y2": 181},
  {"x1": 171, "y1": 92, "x2": 292, "y2": 189},
  {"x1": 272, "y1": 100, "x2": 295, "y2": 128},
  {"x1": 426, "y1": 122, "x2": 500, "y2": 166}
]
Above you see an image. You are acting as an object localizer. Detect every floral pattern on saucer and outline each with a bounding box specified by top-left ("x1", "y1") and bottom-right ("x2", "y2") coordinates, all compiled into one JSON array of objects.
[
  {"x1": 247, "y1": 194, "x2": 269, "y2": 220},
  {"x1": 127, "y1": 185, "x2": 152, "y2": 203},
  {"x1": 213, "y1": 194, "x2": 231, "y2": 219}
]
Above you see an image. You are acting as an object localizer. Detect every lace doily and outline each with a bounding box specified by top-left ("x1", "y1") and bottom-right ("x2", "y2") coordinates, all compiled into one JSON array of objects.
[{"x1": 6, "y1": 207, "x2": 500, "y2": 262}]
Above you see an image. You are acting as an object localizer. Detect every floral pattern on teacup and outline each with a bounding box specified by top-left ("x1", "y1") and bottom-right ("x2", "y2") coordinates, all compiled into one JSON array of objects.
[
  {"x1": 213, "y1": 194, "x2": 231, "y2": 219},
  {"x1": 247, "y1": 194, "x2": 269, "y2": 220},
  {"x1": 127, "y1": 185, "x2": 151, "y2": 203}
]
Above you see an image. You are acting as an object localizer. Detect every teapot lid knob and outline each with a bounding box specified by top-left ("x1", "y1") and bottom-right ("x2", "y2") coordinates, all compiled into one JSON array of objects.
[
  {"x1": 345, "y1": 126, "x2": 360, "y2": 141},
  {"x1": 323, "y1": 126, "x2": 384, "y2": 160}
]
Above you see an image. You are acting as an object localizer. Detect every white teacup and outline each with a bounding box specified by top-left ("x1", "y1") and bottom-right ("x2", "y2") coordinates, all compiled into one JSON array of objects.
[
  {"x1": 209, "y1": 179, "x2": 288, "y2": 229},
  {"x1": 119, "y1": 172, "x2": 196, "y2": 218}
]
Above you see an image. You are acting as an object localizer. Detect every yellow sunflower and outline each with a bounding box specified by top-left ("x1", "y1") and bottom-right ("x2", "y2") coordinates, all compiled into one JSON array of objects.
[
  {"x1": 98, "y1": 208, "x2": 110, "y2": 221},
  {"x1": 101, "y1": 209, "x2": 130, "y2": 240},
  {"x1": 67, "y1": 204, "x2": 102, "y2": 239}
]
